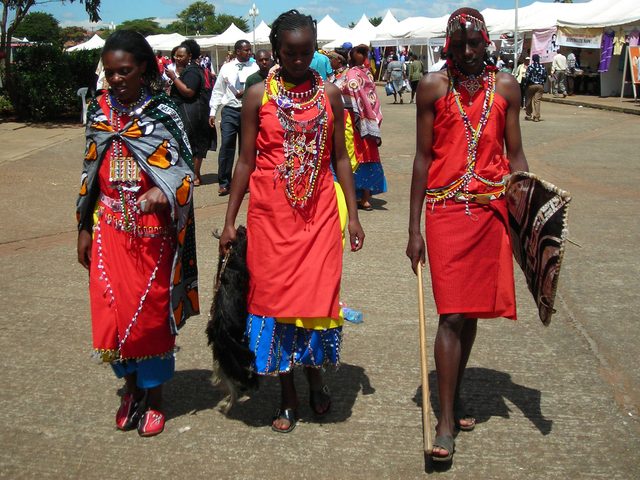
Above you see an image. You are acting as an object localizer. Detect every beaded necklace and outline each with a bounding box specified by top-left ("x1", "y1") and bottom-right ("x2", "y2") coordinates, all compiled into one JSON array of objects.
[
  {"x1": 426, "y1": 66, "x2": 505, "y2": 215},
  {"x1": 105, "y1": 88, "x2": 152, "y2": 233},
  {"x1": 267, "y1": 69, "x2": 329, "y2": 211}
]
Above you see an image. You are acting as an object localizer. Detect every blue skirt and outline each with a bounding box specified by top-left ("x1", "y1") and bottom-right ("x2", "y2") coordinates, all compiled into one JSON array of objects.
[
  {"x1": 245, "y1": 314, "x2": 342, "y2": 376},
  {"x1": 354, "y1": 162, "x2": 387, "y2": 197}
]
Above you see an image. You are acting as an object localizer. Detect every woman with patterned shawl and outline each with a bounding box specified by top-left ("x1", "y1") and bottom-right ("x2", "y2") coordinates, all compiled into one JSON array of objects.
[
  {"x1": 76, "y1": 30, "x2": 199, "y2": 437},
  {"x1": 340, "y1": 44, "x2": 386, "y2": 211},
  {"x1": 406, "y1": 8, "x2": 528, "y2": 462},
  {"x1": 219, "y1": 10, "x2": 365, "y2": 434}
]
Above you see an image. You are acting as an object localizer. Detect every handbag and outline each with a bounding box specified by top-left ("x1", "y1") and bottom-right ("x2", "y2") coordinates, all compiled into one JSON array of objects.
[{"x1": 385, "y1": 82, "x2": 394, "y2": 96}]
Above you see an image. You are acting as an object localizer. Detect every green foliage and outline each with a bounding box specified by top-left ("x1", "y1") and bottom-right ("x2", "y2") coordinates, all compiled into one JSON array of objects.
[
  {"x1": 0, "y1": 93, "x2": 13, "y2": 114},
  {"x1": 369, "y1": 16, "x2": 383, "y2": 27},
  {"x1": 8, "y1": 45, "x2": 100, "y2": 121},
  {"x1": 177, "y1": 1, "x2": 215, "y2": 34},
  {"x1": 116, "y1": 17, "x2": 164, "y2": 37},
  {"x1": 117, "y1": 18, "x2": 164, "y2": 36},
  {"x1": 13, "y1": 11, "x2": 61, "y2": 44},
  {"x1": 165, "y1": 2, "x2": 247, "y2": 35},
  {"x1": 204, "y1": 13, "x2": 248, "y2": 34},
  {"x1": 61, "y1": 26, "x2": 90, "y2": 45}
]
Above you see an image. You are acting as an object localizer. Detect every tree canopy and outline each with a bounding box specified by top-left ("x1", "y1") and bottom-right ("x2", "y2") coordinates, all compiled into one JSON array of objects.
[
  {"x1": 117, "y1": 17, "x2": 164, "y2": 36},
  {"x1": 13, "y1": 11, "x2": 60, "y2": 44},
  {"x1": 166, "y1": 1, "x2": 248, "y2": 35}
]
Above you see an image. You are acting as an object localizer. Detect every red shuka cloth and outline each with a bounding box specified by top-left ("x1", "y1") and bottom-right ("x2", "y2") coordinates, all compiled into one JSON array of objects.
[
  {"x1": 89, "y1": 96, "x2": 176, "y2": 359},
  {"x1": 246, "y1": 82, "x2": 343, "y2": 319},
  {"x1": 425, "y1": 90, "x2": 516, "y2": 319}
]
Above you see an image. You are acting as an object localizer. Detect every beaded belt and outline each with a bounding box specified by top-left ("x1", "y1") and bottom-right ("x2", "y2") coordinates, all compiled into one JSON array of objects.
[
  {"x1": 453, "y1": 190, "x2": 504, "y2": 205},
  {"x1": 99, "y1": 193, "x2": 123, "y2": 212}
]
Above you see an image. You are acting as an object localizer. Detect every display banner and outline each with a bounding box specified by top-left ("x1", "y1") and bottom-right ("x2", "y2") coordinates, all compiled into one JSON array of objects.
[
  {"x1": 531, "y1": 27, "x2": 558, "y2": 64},
  {"x1": 630, "y1": 46, "x2": 640, "y2": 85},
  {"x1": 558, "y1": 28, "x2": 602, "y2": 49}
]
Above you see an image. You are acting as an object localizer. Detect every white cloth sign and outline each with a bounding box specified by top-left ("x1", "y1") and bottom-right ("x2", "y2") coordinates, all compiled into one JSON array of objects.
[{"x1": 558, "y1": 28, "x2": 602, "y2": 49}]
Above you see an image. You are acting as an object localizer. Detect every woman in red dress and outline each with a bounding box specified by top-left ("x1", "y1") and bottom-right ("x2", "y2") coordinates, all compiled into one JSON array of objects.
[
  {"x1": 406, "y1": 8, "x2": 529, "y2": 462},
  {"x1": 219, "y1": 10, "x2": 364, "y2": 433},
  {"x1": 77, "y1": 30, "x2": 198, "y2": 437}
]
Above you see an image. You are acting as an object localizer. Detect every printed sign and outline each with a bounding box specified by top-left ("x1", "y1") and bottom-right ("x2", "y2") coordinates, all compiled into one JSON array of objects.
[
  {"x1": 630, "y1": 46, "x2": 640, "y2": 85},
  {"x1": 531, "y1": 27, "x2": 558, "y2": 64},
  {"x1": 558, "y1": 28, "x2": 602, "y2": 49}
]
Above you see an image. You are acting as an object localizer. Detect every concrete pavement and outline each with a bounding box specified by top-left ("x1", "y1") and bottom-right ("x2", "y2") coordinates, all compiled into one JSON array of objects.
[{"x1": 1, "y1": 95, "x2": 639, "y2": 479}]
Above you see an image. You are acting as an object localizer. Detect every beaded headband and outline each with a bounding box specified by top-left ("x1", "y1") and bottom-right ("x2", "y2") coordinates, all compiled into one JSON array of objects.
[{"x1": 444, "y1": 13, "x2": 490, "y2": 52}]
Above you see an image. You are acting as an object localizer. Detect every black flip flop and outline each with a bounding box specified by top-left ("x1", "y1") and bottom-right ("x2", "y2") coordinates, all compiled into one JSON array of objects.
[{"x1": 271, "y1": 408, "x2": 297, "y2": 433}]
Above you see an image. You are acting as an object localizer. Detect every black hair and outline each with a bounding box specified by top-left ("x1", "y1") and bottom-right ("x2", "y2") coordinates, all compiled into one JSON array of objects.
[
  {"x1": 269, "y1": 9, "x2": 317, "y2": 63},
  {"x1": 102, "y1": 30, "x2": 162, "y2": 92},
  {"x1": 181, "y1": 39, "x2": 201, "y2": 59},
  {"x1": 234, "y1": 39, "x2": 250, "y2": 53},
  {"x1": 334, "y1": 47, "x2": 349, "y2": 62},
  {"x1": 255, "y1": 49, "x2": 271, "y2": 58},
  {"x1": 392, "y1": 54, "x2": 398, "y2": 61}
]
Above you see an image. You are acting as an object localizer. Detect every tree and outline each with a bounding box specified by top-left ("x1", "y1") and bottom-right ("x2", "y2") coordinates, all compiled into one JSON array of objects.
[
  {"x1": 165, "y1": 2, "x2": 247, "y2": 36},
  {"x1": 60, "y1": 25, "x2": 89, "y2": 45},
  {"x1": 117, "y1": 17, "x2": 164, "y2": 36},
  {"x1": 176, "y1": 1, "x2": 214, "y2": 35},
  {"x1": 2, "y1": 1, "x2": 101, "y2": 86},
  {"x1": 369, "y1": 16, "x2": 382, "y2": 27},
  {"x1": 204, "y1": 13, "x2": 247, "y2": 34},
  {"x1": 13, "y1": 11, "x2": 60, "y2": 44}
]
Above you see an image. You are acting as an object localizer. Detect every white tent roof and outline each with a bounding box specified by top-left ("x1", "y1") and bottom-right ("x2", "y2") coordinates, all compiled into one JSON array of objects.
[
  {"x1": 317, "y1": 15, "x2": 350, "y2": 42},
  {"x1": 198, "y1": 23, "x2": 249, "y2": 48},
  {"x1": 557, "y1": 0, "x2": 640, "y2": 28},
  {"x1": 66, "y1": 34, "x2": 105, "y2": 52},
  {"x1": 323, "y1": 14, "x2": 378, "y2": 49},
  {"x1": 248, "y1": 20, "x2": 271, "y2": 44},
  {"x1": 375, "y1": 10, "x2": 399, "y2": 36},
  {"x1": 145, "y1": 33, "x2": 186, "y2": 51}
]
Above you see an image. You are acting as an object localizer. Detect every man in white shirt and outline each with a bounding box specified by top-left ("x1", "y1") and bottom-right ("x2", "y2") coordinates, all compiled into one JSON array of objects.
[
  {"x1": 208, "y1": 39, "x2": 259, "y2": 195},
  {"x1": 551, "y1": 51, "x2": 568, "y2": 97}
]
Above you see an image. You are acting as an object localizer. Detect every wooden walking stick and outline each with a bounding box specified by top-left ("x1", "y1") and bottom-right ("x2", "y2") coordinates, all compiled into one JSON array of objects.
[{"x1": 417, "y1": 266, "x2": 433, "y2": 455}]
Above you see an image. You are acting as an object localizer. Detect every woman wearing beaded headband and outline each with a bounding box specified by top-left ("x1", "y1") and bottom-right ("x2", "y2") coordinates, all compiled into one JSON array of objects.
[
  {"x1": 406, "y1": 7, "x2": 528, "y2": 462},
  {"x1": 219, "y1": 9, "x2": 364, "y2": 434},
  {"x1": 76, "y1": 30, "x2": 199, "y2": 437}
]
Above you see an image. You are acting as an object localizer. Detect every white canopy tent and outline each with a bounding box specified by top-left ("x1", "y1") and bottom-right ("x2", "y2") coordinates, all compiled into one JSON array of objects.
[
  {"x1": 248, "y1": 20, "x2": 271, "y2": 44},
  {"x1": 145, "y1": 33, "x2": 186, "y2": 52},
  {"x1": 557, "y1": 0, "x2": 640, "y2": 28},
  {"x1": 317, "y1": 15, "x2": 350, "y2": 43},
  {"x1": 375, "y1": 10, "x2": 399, "y2": 36},
  {"x1": 66, "y1": 34, "x2": 105, "y2": 52},
  {"x1": 323, "y1": 15, "x2": 376, "y2": 49},
  {"x1": 197, "y1": 23, "x2": 249, "y2": 48}
]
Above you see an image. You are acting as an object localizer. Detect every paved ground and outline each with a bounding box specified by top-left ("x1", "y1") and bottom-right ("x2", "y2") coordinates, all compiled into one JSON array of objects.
[{"x1": 1, "y1": 93, "x2": 639, "y2": 479}]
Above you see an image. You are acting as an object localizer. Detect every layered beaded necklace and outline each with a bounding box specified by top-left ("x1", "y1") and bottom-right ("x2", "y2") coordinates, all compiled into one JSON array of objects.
[
  {"x1": 104, "y1": 88, "x2": 151, "y2": 233},
  {"x1": 426, "y1": 64, "x2": 505, "y2": 215},
  {"x1": 267, "y1": 69, "x2": 329, "y2": 211}
]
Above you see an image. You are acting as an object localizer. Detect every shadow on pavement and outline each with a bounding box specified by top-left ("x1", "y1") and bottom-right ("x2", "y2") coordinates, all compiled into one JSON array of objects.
[
  {"x1": 219, "y1": 363, "x2": 376, "y2": 427},
  {"x1": 413, "y1": 367, "x2": 553, "y2": 435}
]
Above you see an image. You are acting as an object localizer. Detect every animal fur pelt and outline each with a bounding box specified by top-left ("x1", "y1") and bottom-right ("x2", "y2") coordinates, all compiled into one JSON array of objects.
[{"x1": 206, "y1": 225, "x2": 258, "y2": 413}]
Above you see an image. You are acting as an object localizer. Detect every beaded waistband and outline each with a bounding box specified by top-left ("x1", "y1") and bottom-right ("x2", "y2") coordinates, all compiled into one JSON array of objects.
[
  {"x1": 98, "y1": 209, "x2": 173, "y2": 238},
  {"x1": 99, "y1": 193, "x2": 123, "y2": 212}
]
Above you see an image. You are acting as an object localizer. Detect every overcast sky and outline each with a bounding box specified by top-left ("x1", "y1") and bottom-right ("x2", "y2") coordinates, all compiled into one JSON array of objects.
[{"x1": 31, "y1": 0, "x2": 587, "y2": 30}]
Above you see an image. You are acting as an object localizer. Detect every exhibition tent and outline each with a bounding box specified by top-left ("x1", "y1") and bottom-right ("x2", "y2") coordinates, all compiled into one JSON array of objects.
[
  {"x1": 248, "y1": 20, "x2": 271, "y2": 44},
  {"x1": 556, "y1": 0, "x2": 640, "y2": 28},
  {"x1": 66, "y1": 34, "x2": 105, "y2": 52},
  {"x1": 317, "y1": 15, "x2": 350, "y2": 42},
  {"x1": 197, "y1": 23, "x2": 248, "y2": 48},
  {"x1": 145, "y1": 33, "x2": 186, "y2": 51}
]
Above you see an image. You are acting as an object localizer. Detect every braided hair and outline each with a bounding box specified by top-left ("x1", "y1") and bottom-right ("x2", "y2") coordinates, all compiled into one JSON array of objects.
[{"x1": 269, "y1": 9, "x2": 317, "y2": 63}]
